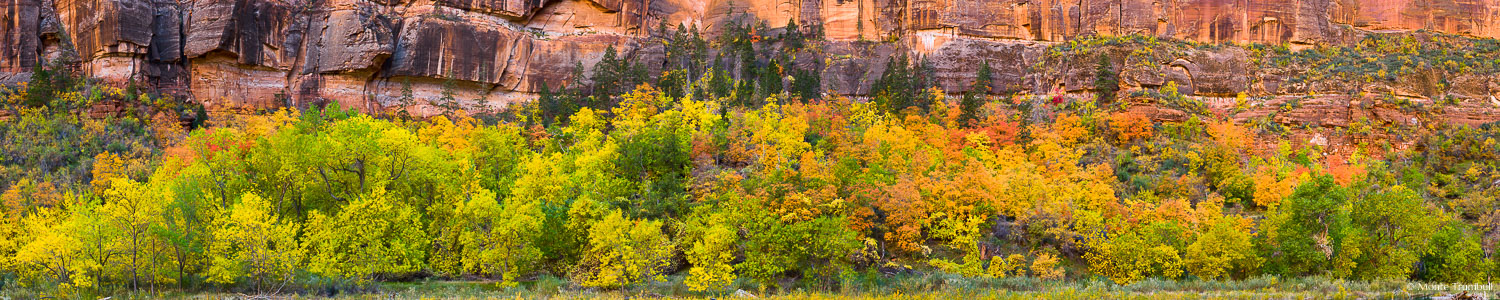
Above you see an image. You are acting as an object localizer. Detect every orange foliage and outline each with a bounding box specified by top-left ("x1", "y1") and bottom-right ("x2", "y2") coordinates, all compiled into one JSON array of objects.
[
  {"x1": 1108, "y1": 112, "x2": 1154, "y2": 143},
  {"x1": 1206, "y1": 120, "x2": 1250, "y2": 150},
  {"x1": 1251, "y1": 166, "x2": 1298, "y2": 208},
  {"x1": 2, "y1": 179, "x2": 61, "y2": 217},
  {"x1": 1323, "y1": 153, "x2": 1366, "y2": 186},
  {"x1": 90, "y1": 152, "x2": 127, "y2": 196},
  {"x1": 878, "y1": 177, "x2": 930, "y2": 255}
]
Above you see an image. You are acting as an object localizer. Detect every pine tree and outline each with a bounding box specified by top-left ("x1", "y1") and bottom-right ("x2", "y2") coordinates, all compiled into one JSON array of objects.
[
  {"x1": 591, "y1": 46, "x2": 623, "y2": 101},
  {"x1": 791, "y1": 68, "x2": 821, "y2": 102},
  {"x1": 397, "y1": 78, "x2": 415, "y2": 120},
  {"x1": 1095, "y1": 54, "x2": 1119, "y2": 103},
  {"x1": 539, "y1": 81, "x2": 574, "y2": 126},
  {"x1": 783, "y1": 18, "x2": 804, "y2": 51},
  {"x1": 912, "y1": 57, "x2": 937, "y2": 110},
  {"x1": 873, "y1": 54, "x2": 914, "y2": 113},
  {"x1": 959, "y1": 60, "x2": 992, "y2": 127},
  {"x1": 758, "y1": 59, "x2": 783, "y2": 98}
]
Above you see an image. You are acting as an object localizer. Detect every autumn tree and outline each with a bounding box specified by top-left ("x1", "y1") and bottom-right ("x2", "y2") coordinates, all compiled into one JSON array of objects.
[
  {"x1": 1085, "y1": 221, "x2": 1189, "y2": 284},
  {"x1": 100, "y1": 178, "x2": 175, "y2": 289},
  {"x1": 206, "y1": 192, "x2": 301, "y2": 291},
  {"x1": 680, "y1": 209, "x2": 737, "y2": 292},
  {"x1": 456, "y1": 187, "x2": 544, "y2": 285},
  {"x1": 1259, "y1": 175, "x2": 1351, "y2": 276},
  {"x1": 1107, "y1": 112, "x2": 1153, "y2": 143},
  {"x1": 11, "y1": 206, "x2": 82, "y2": 291},
  {"x1": 302, "y1": 189, "x2": 428, "y2": 282},
  {"x1": 1185, "y1": 218, "x2": 1261, "y2": 280},
  {"x1": 572, "y1": 210, "x2": 674, "y2": 289}
]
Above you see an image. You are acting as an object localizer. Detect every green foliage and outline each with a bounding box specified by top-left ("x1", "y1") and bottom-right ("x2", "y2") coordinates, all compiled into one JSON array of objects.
[
  {"x1": 758, "y1": 59, "x2": 784, "y2": 98},
  {"x1": 1419, "y1": 220, "x2": 1490, "y2": 283},
  {"x1": 738, "y1": 215, "x2": 861, "y2": 289},
  {"x1": 23, "y1": 61, "x2": 82, "y2": 110},
  {"x1": 790, "y1": 67, "x2": 821, "y2": 101},
  {"x1": 1093, "y1": 54, "x2": 1119, "y2": 103},
  {"x1": 872, "y1": 53, "x2": 937, "y2": 114},
  {"x1": 1259, "y1": 175, "x2": 1350, "y2": 276},
  {"x1": 613, "y1": 121, "x2": 691, "y2": 219},
  {"x1": 959, "y1": 60, "x2": 993, "y2": 127},
  {"x1": 1339, "y1": 184, "x2": 1437, "y2": 279},
  {"x1": 456, "y1": 188, "x2": 544, "y2": 285},
  {"x1": 589, "y1": 46, "x2": 651, "y2": 107},
  {"x1": 536, "y1": 81, "x2": 577, "y2": 126}
]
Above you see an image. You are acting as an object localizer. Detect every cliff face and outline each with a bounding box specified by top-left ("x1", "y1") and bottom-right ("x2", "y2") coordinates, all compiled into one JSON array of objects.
[{"x1": 1, "y1": 0, "x2": 1499, "y2": 115}]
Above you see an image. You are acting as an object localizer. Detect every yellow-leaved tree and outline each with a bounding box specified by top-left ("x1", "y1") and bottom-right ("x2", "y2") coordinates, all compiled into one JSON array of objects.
[
  {"x1": 91, "y1": 152, "x2": 127, "y2": 197},
  {"x1": 11, "y1": 206, "x2": 81, "y2": 291},
  {"x1": 1031, "y1": 252, "x2": 1065, "y2": 280},
  {"x1": 303, "y1": 188, "x2": 428, "y2": 282},
  {"x1": 681, "y1": 209, "x2": 736, "y2": 292},
  {"x1": 456, "y1": 187, "x2": 544, "y2": 285},
  {"x1": 573, "y1": 210, "x2": 673, "y2": 288},
  {"x1": 206, "y1": 192, "x2": 301, "y2": 291},
  {"x1": 1085, "y1": 221, "x2": 1188, "y2": 284},
  {"x1": 986, "y1": 254, "x2": 1027, "y2": 278},
  {"x1": 100, "y1": 178, "x2": 175, "y2": 289},
  {"x1": 1184, "y1": 217, "x2": 1260, "y2": 280}
]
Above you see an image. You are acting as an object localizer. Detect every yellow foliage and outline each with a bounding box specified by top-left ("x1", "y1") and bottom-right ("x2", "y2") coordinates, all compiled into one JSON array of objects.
[
  {"x1": 11, "y1": 206, "x2": 78, "y2": 289},
  {"x1": 1030, "y1": 252, "x2": 1065, "y2": 280},
  {"x1": 574, "y1": 210, "x2": 674, "y2": 289},
  {"x1": 986, "y1": 254, "x2": 1027, "y2": 278},
  {"x1": 1084, "y1": 222, "x2": 1187, "y2": 284},
  {"x1": 1184, "y1": 218, "x2": 1261, "y2": 280},
  {"x1": 456, "y1": 187, "x2": 544, "y2": 285},
  {"x1": 303, "y1": 189, "x2": 428, "y2": 282},
  {"x1": 206, "y1": 193, "x2": 302, "y2": 289},
  {"x1": 1207, "y1": 121, "x2": 1250, "y2": 151},
  {"x1": 101, "y1": 178, "x2": 177, "y2": 287},
  {"x1": 91, "y1": 152, "x2": 126, "y2": 197},
  {"x1": 612, "y1": 84, "x2": 665, "y2": 134},
  {"x1": 682, "y1": 211, "x2": 737, "y2": 292}
]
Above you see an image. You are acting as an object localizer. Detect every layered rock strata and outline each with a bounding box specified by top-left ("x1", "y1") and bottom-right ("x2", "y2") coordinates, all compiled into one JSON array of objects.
[{"x1": 0, "y1": 0, "x2": 1497, "y2": 116}]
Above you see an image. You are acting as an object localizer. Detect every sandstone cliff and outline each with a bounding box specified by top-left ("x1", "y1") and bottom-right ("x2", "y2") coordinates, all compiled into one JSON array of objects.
[{"x1": 1, "y1": 0, "x2": 1499, "y2": 117}]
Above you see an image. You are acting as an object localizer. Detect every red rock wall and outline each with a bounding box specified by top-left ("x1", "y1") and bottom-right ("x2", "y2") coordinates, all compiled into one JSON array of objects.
[{"x1": 0, "y1": 0, "x2": 1498, "y2": 113}]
